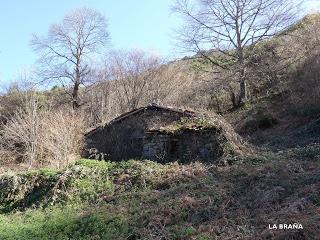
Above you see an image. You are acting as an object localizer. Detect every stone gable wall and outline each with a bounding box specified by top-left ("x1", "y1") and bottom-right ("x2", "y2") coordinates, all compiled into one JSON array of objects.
[
  {"x1": 85, "y1": 107, "x2": 196, "y2": 161},
  {"x1": 143, "y1": 129, "x2": 226, "y2": 163}
]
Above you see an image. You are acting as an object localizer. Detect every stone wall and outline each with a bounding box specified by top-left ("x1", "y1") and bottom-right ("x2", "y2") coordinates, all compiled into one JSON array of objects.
[
  {"x1": 143, "y1": 134, "x2": 171, "y2": 163},
  {"x1": 85, "y1": 106, "x2": 196, "y2": 161},
  {"x1": 143, "y1": 128, "x2": 226, "y2": 163}
]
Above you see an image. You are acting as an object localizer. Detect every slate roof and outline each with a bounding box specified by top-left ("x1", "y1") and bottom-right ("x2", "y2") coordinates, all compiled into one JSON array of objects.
[
  {"x1": 85, "y1": 103, "x2": 198, "y2": 137},
  {"x1": 109, "y1": 103, "x2": 197, "y2": 125}
]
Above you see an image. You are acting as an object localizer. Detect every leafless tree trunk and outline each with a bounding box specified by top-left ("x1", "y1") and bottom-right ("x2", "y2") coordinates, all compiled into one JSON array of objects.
[
  {"x1": 105, "y1": 50, "x2": 162, "y2": 112},
  {"x1": 173, "y1": 0, "x2": 301, "y2": 107},
  {"x1": 31, "y1": 7, "x2": 109, "y2": 109}
]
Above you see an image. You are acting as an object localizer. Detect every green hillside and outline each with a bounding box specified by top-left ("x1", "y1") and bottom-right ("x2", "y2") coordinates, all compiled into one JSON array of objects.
[
  {"x1": 1, "y1": 10, "x2": 320, "y2": 240},
  {"x1": 1, "y1": 146, "x2": 319, "y2": 240}
]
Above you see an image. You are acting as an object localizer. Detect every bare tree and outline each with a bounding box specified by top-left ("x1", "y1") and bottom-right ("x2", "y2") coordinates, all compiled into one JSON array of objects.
[
  {"x1": 173, "y1": 0, "x2": 301, "y2": 106},
  {"x1": 1, "y1": 92, "x2": 44, "y2": 168},
  {"x1": 106, "y1": 50, "x2": 162, "y2": 111},
  {"x1": 84, "y1": 79, "x2": 114, "y2": 126},
  {"x1": 81, "y1": 52, "x2": 184, "y2": 126},
  {"x1": 31, "y1": 7, "x2": 109, "y2": 109},
  {"x1": 1, "y1": 92, "x2": 85, "y2": 169},
  {"x1": 42, "y1": 110, "x2": 85, "y2": 169}
]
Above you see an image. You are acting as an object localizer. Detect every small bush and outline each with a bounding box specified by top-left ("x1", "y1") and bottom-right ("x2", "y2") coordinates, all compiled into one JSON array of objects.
[{"x1": 0, "y1": 93, "x2": 85, "y2": 169}]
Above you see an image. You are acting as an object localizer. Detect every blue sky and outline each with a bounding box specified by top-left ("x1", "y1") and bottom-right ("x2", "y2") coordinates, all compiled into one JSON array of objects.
[
  {"x1": 0, "y1": 0, "x2": 319, "y2": 84},
  {"x1": 0, "y1": 0, "x2": 180, "y2": 84}
]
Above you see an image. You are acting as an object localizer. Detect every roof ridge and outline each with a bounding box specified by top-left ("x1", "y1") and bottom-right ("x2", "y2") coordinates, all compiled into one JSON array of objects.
[{"x1": 109, "y1": 104, "x2": 197, "y2": 125}]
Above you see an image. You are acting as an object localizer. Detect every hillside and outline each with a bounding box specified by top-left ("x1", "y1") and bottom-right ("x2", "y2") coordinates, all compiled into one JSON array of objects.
[
  {"x1": 188, "y1": 13, "x2": 320, "y2": 148},
  {"x1": 1, "y1": 12, "x2": 320, "y2": 240},
  {"x1": 1, "y1": 146, "x2": 320, "y2": 239}
]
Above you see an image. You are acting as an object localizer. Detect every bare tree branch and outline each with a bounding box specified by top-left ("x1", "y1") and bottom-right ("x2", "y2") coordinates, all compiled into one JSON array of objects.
[
  {"x1": 31, "y1": 7, "x2": 109, "y2": 109},
  {"x1": 173, "y1": 0, "x2": 302, "y2": 106}
]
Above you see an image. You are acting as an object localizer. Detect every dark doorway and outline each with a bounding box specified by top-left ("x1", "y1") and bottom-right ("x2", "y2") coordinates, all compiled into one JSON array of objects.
[
  {"x1": 169, "y1": 139, "x2": 179, "y2": 160},
  {"x1": 129, "y1": 137, "x2": 144, "y2": 159}
]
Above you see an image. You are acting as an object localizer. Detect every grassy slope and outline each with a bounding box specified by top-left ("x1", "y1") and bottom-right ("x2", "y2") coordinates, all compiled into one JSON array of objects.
[
  {"x1": 1, "y1": 14, "x2": 320, "y2": 240},
  {"x1": 0, "y1": 147, "x2": 319, "y2": 240}
]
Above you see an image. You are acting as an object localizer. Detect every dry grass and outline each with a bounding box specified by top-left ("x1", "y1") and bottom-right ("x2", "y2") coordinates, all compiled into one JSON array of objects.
[
  {"x1": 0, "y1": 94, "x2": 86, "y2": 169},
  {"x1": 0, "y1": 144, "x2": 319, "y2": 239}
]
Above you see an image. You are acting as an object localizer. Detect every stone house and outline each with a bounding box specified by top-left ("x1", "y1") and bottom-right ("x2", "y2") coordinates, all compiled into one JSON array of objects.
[{"x1": 84, "y1": 104, "x2": 245, "y2": 163}]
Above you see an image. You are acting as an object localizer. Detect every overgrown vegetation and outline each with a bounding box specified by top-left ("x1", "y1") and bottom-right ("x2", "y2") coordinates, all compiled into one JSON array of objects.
[
  {"x1": 0, "y1": 146, "x2": 319, "y2": 239},
  {"x1": 0, "y1": 92, "x2": 85, "y2": 169},
  {"x1": 0, "y1": 3, "x2": 320, "y2": 240}
]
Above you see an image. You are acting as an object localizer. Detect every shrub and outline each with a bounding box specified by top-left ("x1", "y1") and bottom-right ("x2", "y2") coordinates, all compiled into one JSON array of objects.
[
  {"x1": 0, "y1": 93, "x2": 85, "y2": 169},
  {"x1": 41, "y1": 110, "x2": 85, "y2": 169}
]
